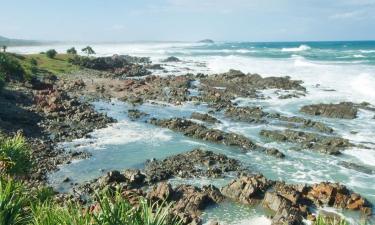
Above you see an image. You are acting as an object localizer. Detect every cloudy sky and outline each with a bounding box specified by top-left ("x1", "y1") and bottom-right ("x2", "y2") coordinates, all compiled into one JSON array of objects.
[{"x1": 1, "y1": 0, "x2": 375, "y2": 42}]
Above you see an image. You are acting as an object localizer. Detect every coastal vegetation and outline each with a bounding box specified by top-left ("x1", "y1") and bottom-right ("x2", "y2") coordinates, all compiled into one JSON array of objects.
[
  {"x1": 66, "y1": 47, "x2": 77, "y2": 55},
  {"x1": 45, "y1": 49, "x2": 57, "y2": 59},
  {"x1": 82, "y1": 46, "x2": 95, "y2": 56}
]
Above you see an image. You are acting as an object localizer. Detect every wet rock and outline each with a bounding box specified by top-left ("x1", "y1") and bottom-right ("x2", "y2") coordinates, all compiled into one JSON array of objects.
[
  {"x1": 306, "y1": 182, "x2": 372, "y2": 215},
  {"x1": 269, "y1": 113, "x2": 334, "y2": 133},
  {"x1": 147, "y1": 182, "x2": 174, "y2": 201},
  {"x1": 224, "y1": 106, "x2": 267, "y2": 123},
  {"x1": 260, "y1": 129, "x2": 353, "y2": 154},
  {"x1": 263, "y1": 192, "x2": 304, "y2": 225},
  {"x1": 162, "y1": 56, "x2": 181, "y2": 62},
  {"x1": 149, "y1": 118, "x2": 284, "y2": 158},
  {"x1": 338, "y1": 161, "x2": 375, "y2": 175},
  {"x1": 144, "y1": 149, "x2": 244, "y2": 183},
  {"x1": 191, "y1": 112, "x2": 220, "y2": 123},
  {"x1": 147, "y1": 183, "x2": 221, "y2": 225},
  {"x1": 127, "y1": 109, "x2": 149, "y2": 120},
  {"x1": 98, "y1": 170, "x2": 126, "y2": 186},
  {"x1": 300, "y1": 102, "x2": 358, "y2": 119},
  {"x1": 221, "y1": 175, "x2": 274, "y2": 204}
]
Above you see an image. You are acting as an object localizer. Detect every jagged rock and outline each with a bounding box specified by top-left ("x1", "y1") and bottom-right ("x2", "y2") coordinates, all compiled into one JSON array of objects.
[
  {"x1": 300, "y1": 102, "x2": 358, "y2": 119},
  {"x1": 306, "y1": 182, "x2": 372, "y2": 215},
  {"x1": 260, "y1": 129, "x2": 353, "y2": 154},
  {"x1": 224, "y1": 106, "x2": 266, "y2": 123},
  {"x1": 98, "y1": 170, "x2": 126, "y2": 186},
  {"x1": 149, "y1": 118, "x2": 284, "y2": 158},
  {"x1": 221, "y1": 175, "x2": 274, "y2": 204},
  {"x1": 144, "y1": 149, "x2": 244, "y2": 183},
  {"x1": 191, "y1": 112, "x2": 220, "y2": 123},
  {"x1": 127, "y1": 109, "x2": 149, "y2": 120},
  {"x1": 162, "y1": 56, "x2": 181, "y2": 62}
]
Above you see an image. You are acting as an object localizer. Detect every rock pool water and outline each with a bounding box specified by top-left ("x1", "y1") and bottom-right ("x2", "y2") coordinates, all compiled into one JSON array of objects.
[{"x1": 49, "y1": 97, "x2": 375, "y2": 224}]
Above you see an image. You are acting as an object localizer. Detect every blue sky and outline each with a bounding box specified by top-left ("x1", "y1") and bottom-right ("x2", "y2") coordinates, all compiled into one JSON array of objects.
[{"x1": 1, "y1": 0, "x2": 375, "y2": 42}]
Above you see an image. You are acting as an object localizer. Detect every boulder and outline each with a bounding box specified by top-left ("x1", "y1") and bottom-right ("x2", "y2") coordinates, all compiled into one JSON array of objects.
[
  {"x1": 300, "y1": 102, "x2": 358, "y2": 119},
  {"x1": 221, "y1": 175, "x2": 273, "y2": 204}
]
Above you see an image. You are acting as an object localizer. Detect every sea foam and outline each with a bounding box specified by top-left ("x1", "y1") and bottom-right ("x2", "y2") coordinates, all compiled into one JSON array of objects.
[{"x1": 281, "y1": 44, "x2": 311, "y2": 52}]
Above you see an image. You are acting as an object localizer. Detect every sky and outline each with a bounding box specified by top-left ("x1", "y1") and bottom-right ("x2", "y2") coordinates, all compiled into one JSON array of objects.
[{"x1": 1, "y1": 0, "x2": 375, "y2": 42}]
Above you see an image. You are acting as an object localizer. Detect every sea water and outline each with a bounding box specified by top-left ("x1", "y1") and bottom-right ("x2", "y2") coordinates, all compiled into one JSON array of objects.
[{"x1": 11, "y1": 41, "x2": 375, "y2": 224}]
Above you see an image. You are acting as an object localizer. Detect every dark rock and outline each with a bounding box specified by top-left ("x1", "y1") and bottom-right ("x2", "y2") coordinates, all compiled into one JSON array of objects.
[
  {"x1": 260, "y1": 129, "x2": 353, "y2": 154},
  {"x1": 300, "y1": 102, "x2": 358, "y2": 119},
  {"x1": 149, "y1": 118, "x2": 284, "y2": 158},
  {"x1": 198, "y1": 39, "x2": 214, "y2": 43},
  {"x1": 162, "y1": 56, "x2": 181, "y2": 62},
  {"x1": 221, "y1": 175, "x2": 274, "y2": 204},
  {"x1": 191, "y1": 112, "x2": 220, "y2": 123},
  {"x1": 338, "y1": 161, "x2": 375, "y2": 175},
  {"x1": 224, "y1": 106, "x2": 266, "y2": 123},
  {"x1": 127, "y1": 109, "x2": 149, "y2": 120},
  {"x1": 144, "y1": 149, "x2": 244, "y2": 183}
]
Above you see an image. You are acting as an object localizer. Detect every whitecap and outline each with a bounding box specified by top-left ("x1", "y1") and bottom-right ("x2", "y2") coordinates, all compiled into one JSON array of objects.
[{"x1": 281, "y1": 44, "x2": 311, "y2": 52}]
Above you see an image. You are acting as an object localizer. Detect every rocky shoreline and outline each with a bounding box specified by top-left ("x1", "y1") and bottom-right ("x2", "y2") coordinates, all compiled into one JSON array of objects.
[
  {"x1": 1, "y1": 54, "x2": 374, "y2": 224},
  {"x1": 71, "y1": 149, "x2": 372, "y2": 225}
]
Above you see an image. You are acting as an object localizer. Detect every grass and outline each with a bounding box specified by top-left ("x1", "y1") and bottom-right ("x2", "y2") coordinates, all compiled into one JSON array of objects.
[
  {"x1": 313, "y1": 215, "x2": 351, "y2": 225},
  {"x1": 0, "y1": 177, "x2": 29, "y2": 225},
  {"x1": 0, "y1": 174, "x2": 182, "y2": 225},
  {"x1": 0, "y1": 132, "x2": 31, "y2": 176},
  {"x1": 22, "y1": 54, "x2": 80, "y2": 75}
]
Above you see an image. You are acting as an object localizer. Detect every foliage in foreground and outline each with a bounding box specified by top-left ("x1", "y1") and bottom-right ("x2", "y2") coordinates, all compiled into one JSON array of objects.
[
  {"x1": 0, "y1": 132, "x2": 31, "y2": 176},
  {"x1": 0, "y1": 175, "x2": 182, "y2": 225},
  {"x1": 0, "y1": 177, "x2": 29, "y2": 225},
  {"x1": 0, "y1": 72, "x2": 5, "y2": 92}
]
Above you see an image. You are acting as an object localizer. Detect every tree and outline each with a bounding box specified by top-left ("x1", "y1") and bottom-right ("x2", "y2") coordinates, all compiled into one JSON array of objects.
[
  {"x1": 66, "y1": 47, "x2": 77, "y2": 55},
  {"x1": 46, "y1": 49, "x2": 57, "y2": 59},
  {"x1": 2, "y1": 46, "x2": 6, "y2": 52},
  {"x1": 82, "y1": 46, "x2": 95, "y2": 57}
]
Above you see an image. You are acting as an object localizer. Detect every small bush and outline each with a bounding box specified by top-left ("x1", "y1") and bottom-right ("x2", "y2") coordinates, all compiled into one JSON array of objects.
[
  {"x1": 0, "y1": 133, "x2": 32, "y2": 176},
  {"x1": 66, "y1": 47, "x2": 77, "y2": 55},
  {"x1": 30, "y1": 58, "x2": 38, "y2": 66},
  {"x1": 0, "y1": 53, "x2": 25, "y2": 80},
  {"x1": 0, "y1": 177, "x2": 29, "y2": 225},
  {"x1": 45, "y1": 49, "x2": 57, "y2": 59},
  {"x1": 0, "y1": 73, "x2": 5, "y2": 92}
]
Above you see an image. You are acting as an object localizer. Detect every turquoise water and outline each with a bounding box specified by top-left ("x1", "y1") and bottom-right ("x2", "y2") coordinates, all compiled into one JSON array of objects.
[{"x1": 166, "y1": 41, "x2": 375, "y2": 64}]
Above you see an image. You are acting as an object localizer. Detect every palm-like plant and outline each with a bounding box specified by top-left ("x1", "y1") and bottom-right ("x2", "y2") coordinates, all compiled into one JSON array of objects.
[
  {"x1": 0, "y1": 132, "x2": 31, "y2": 176},
  {"x1": 1, "y1": 46, "x2": 6, "y2": 53},
  {"x1": 81, "y1": 46, "x2": 95, "y2": 57},
  {"x1": 0, "y1": 177, "x2": 29, "y2": 225}
]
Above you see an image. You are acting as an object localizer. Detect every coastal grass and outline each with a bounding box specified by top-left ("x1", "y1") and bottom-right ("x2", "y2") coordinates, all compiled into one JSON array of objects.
[
  {"x1": 313, "y1": 215, "x2": 349, "y2": 225},
  {"x1": 0, "y1": 177, "x2": 29, "y2": 225},
  {"x1": 22, "y1": 53, "x2": 80, "y2": 75},
  {"x1": 0, "y1": 132, "x2": 31, "y2": 176}
]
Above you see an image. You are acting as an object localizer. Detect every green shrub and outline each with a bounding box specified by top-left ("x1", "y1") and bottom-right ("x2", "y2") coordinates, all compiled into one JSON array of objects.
[
  {"x1": 67, "y1": 47, "x2": 77, "y2": 55},
  {"x1": 313, "y1": 215, "x2": 349, "y2": 225},
  {"x1": 0, "y1": 133, "x2": 32, "y2": 176},
  {"x1": 0, "y1": 53, "x2": 25, "y2": 80},
  {"x1": 0, "y1": 177, "x2": 29, "y2": 225},
  {"x1": 0, "y1": 72, "x2": 5, "y2": 92},
  {"x1": 30, "y1": 58, "x2": 38, "y2": 66},
  {"x1": 31, "y1": 189, "x2": 182, "y2": 225},
  {"x1": 45, "y1": 49, "x2": 57, "y2": 59}
]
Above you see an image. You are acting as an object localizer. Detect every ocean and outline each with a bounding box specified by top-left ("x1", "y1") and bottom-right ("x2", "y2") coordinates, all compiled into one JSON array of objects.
[{"x1": 10, "y1": 41, "x2": 375, "y2": 224}]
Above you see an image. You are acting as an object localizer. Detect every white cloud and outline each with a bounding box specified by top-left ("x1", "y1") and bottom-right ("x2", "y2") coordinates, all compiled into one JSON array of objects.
[{"x1": 330, "y1": 10, "x2": 366, "y2": 20}]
